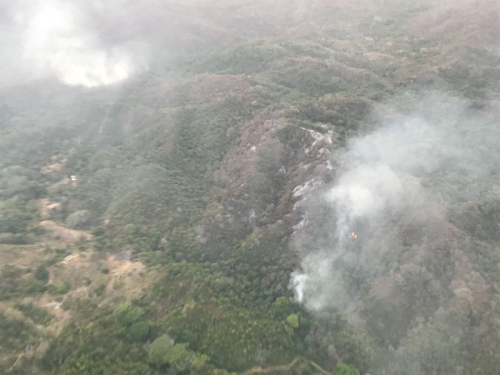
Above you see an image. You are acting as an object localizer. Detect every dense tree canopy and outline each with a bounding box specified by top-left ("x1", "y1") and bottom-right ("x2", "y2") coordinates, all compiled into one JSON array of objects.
[{"x1": 0, "y1": 1, "x2": 499, "y2": 374}]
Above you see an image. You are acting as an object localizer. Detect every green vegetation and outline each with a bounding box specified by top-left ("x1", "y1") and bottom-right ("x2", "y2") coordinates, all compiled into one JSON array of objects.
[
  {"x1": 15, "y1": 303, "x2": 54, "y2": 326},
  {"x1": 35, "y1": 265, "x2": 49, "y2": 283},
  {"x1": 286, "y1": 314, "x2": 299, "y2": 328},
  {"x1": 0, "y1": 1, "x2": 499, "y2": 374},
  {"x1": 56, "y1": 282, "x2": 70, "y2": 294},
  {"x1": 148, "y1": 335, "x2": 194, "y2": 372},
  {"x1": 334, "y1": 363, "x2": 359, "y2": 375},
  {"x1": 129, "y1": 320, "x2": 153, "y2": 342}
]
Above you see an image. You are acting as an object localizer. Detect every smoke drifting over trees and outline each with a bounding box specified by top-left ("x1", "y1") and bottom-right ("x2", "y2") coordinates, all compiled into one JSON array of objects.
[
  {"x1": 1, "y1": 0, "x2": 500, "y2": 373},
  {"x1": 291, "y1": 93, "x2": 500, "y2": 372},
  {"x1": 0, "y1": 0, "x2": 151, "y2": 87}
]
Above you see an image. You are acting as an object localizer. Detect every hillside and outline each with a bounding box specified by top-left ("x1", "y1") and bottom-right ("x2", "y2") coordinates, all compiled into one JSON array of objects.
[{"x1": 0, "y1": 0, "x2": 499, "y2": 374}]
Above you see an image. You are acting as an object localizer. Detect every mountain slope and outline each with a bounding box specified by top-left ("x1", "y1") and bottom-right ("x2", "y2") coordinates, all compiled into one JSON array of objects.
[{"x1": 0, "y1": 1, "x2": 499, "y2": 374}]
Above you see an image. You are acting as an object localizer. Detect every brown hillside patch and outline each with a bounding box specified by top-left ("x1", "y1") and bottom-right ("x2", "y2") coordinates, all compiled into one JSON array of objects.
[
  {"x1": 0, "y1": 243, "x2": 49, "y2": 269},
  {"x1": 49, "y1": 252, "x2": 100, "y2": 288},
  {"x1": 48, "y1": 250, "x2": 148, "y2": 302},
  {"x1": 364, "y1": 51, "x2": 395, "y2": 62},
  {"x1": 41, "y1": 153, "x2": 70, "y2": 174},
  {"x1": 39, "y1": 199, "x2": 61, "y2": 219},
  {"x1": 34, "y1": 294, "x2": 72, "y2": 336},
  {"x1": 41, "y1": 162, "x2": 65, "y2": 174},
  {"x1": 212, "y1": 113, "x2": 289, "y2": 196},
  {"x1": 103, "y1": 255, "x2": 147, "y2": 299},
  {"x1": 49, "y1": 177, "x2": 73, "y2": 190},
  {"x1": 39, "y1": 221, "x2": 92, "y2": 245}
]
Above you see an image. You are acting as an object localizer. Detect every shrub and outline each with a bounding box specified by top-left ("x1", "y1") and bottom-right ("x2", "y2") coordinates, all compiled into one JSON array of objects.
[
  {"x1": 149, "y1": 336, "x2": 194, "y2": 372},
  {"x1": 334, "y1": 363, "x2": 359, "y2": 375},
  {"x1": 286, "y1": 314, "x2": 299, "y2": 328},
  {"x1": 15, "y1": 303, "x2": 53, "y2": 326},
  {"x1": 28, "y1": 280, "x2": 47, "y2": 294},
  {"x1": 65, "y1": 210, "x2": 90, "y2": 229},
  {"x1": 35, "y1": 265, "x2": 49, "y2": 283},
  {"x1": 56, "y1": 282, "x2": 70, "y2": 294},
  {"x1": 148, "y1": 334, "x2": 174, "y2": 366},
  {"x1": 129, "y1": 320, "x2": 153, "y2": 342},
  {"x1": 114, "y1": 302, "x2": 144, "y2": 327},
  {"x1": 94, "y1": 283, "x2": 106, "y2": 297}
]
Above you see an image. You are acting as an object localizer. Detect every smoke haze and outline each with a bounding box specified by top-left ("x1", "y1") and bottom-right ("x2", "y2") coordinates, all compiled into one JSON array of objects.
[
  {"x1": 0, "y1": 0, "x2": 149, "y2": 88},
  {"x1": 291, "y1": 93, "x2": 500, "y2": 311},
  {"x1": 1, "y1": 0, "x2": 499, "y2": 373}
]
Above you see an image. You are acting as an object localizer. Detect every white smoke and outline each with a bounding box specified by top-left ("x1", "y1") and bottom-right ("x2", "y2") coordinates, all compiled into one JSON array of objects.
[
  {"x1": 291, "y1": 120, "x2": 435, "y2": 310},
  {"x1": 22, "y1": 4, "x2": 131, "y2": 88},
  {"x1": 290, "y1": 93, "x2": 500, "y2": 312},
  {"x1": 327, "y1": 163, "x2": 404, "y2": 235},
  {"x1": 1, "y1": 0, "x2": 147, "y2": 88}
]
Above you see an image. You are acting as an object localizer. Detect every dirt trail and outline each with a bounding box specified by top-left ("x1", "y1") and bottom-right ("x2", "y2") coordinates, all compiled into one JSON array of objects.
[
  {"x1": 243, "y1": 357, "x2": 330, "y2": 375},
  {"x1": 8, "y1": 353, "x2": 24, "y2": 372},
  {"x1": 49, "y1": 177, "x2": 73, "y2": 190},
  {"x1": 39, "y1": 198, "x2": 61, "y2": 219},
  {"x1": 243, "y1": 358, "x2": 300, "y2": 374},
  {"x1": 41, "y1": 161, "x2": 65, "y2": 174},
  {"x1": 311, "y1": 361, "x2": 330, "y2": 375}
]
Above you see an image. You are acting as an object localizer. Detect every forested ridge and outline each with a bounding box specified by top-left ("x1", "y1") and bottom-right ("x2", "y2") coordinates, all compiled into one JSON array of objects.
[{"x1": 1, "y1": 1, "x2": 500, "y2": 374}]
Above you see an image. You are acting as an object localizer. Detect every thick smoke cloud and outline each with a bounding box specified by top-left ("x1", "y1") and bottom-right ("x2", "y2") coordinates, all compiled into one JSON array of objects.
[
  {"x1": 0, "y1": 0, "x2": 149, "y2": 88},
  {"x1": 291, "y1": 93, "x2": 500, "y2": 312}
]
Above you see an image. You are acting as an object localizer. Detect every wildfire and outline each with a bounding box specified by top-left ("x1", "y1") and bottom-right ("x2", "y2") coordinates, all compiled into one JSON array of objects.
[{"x1": 351, "y1": 231, "x2": 357, "y2": 239}]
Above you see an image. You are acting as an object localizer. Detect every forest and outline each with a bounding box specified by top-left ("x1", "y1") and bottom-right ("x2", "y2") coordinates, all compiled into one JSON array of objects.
[{"x1": 0, "y1": 0, "x2": 499, "y2": 374}]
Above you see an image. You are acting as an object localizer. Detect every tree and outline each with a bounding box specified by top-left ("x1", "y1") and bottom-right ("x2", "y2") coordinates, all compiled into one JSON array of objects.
[
  {"x1": 286, "y1": 314, "x2": 299, "y2": 329},
  {"x1": 65, "y1": 210, "x2": 90, "y2": 229},
  {"x1": 56, "y1": 282, "x2": 70, "y2": 294},
  {"x1": 191, "y1": 353, "x2": 210, "y2": 372},
  {"x1": 148, "y1": 334, "x2": 174, "y2": 366},
  {"x1": 163, "y1": 343, "x2": 193, "y2": 372},
  {"x1": 271, "y1": 296, "x2": 292, "y2": 320},
  {"x1": 35, "y1": 265, "x2": 49, "y2": 283},
  {"x1": 0, "y1": 198, "x2": 31, "y2": 234},
  {"x1": 148, "y1": 335, "x2": 194, "y2": 371},
  {"x1": 129, "y1": 320, "x2": 153, "y2": 342},
  {"x1": 334, "y1": 363, "x2": 359, "y2": 375},
  {"x1": 114, "y1": 302, "x2": 144, "y2": 327}
]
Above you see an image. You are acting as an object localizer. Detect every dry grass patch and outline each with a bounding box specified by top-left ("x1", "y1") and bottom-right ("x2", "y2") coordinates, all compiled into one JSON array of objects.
[{"x1": 39, "y1": 221, "x2": 91, "y2": 246}]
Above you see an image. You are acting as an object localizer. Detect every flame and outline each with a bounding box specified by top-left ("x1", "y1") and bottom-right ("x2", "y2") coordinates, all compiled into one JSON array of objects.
[{"x1": 351, "y1": 231, "x2": 357, "y2": 239}]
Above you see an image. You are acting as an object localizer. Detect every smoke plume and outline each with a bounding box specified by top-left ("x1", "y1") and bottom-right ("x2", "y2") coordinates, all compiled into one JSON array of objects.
[
  {"x1": 0, "y1": 0, "x2": 149, "y2": 88},
  {"x1": 291, "y1": 92, "x2": 500, "y2": 312}
]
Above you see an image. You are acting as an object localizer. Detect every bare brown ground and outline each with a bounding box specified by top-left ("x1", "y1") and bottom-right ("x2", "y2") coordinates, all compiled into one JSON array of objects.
[
  {"x1": 49, "y1": 177, "x2": 73, "y2": 190},
  {"x1": 103, "y1": 255, "x2": 147, "y2": 299},
  {"x1": 243, "y1": 358, "x2": 300, "y2": 375},
  {"x1": 243, "y1": 358, "x2": 329, "y2": 375},
  {"x1": 364, "y1": 51, "x2": 395, "y2": 62},
  {"x1": 41, "y1": 161, "x2": 66, "y2": 174},
  {"x1": 39, "y1": 221, "x2": 91, "y2": 245},
  {"x1": 39, "y1": 198, "x2": 61, "y2": 219}
]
